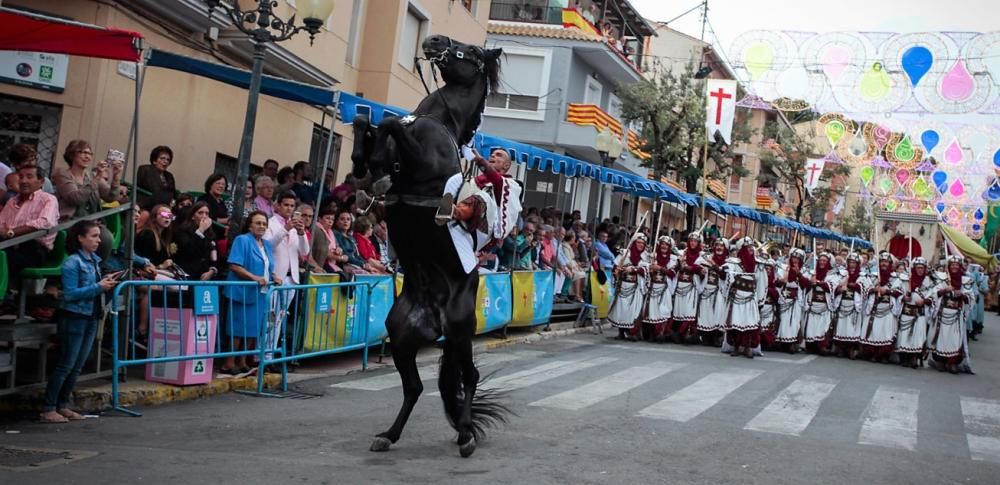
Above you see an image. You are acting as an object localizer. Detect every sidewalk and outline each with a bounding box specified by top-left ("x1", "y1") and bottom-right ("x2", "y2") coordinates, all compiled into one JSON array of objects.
[{"x1": 0, "y1": 321, "x2": 592, "y2": 416}]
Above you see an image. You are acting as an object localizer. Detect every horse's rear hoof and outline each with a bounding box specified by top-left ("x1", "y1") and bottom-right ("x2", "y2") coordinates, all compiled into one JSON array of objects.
[
  {"x1": 459, "y1": 437, "x2": 477, "y2": 458},
  {"x1": 370, "y1": 437, "x2": 392, "y2": 452}
]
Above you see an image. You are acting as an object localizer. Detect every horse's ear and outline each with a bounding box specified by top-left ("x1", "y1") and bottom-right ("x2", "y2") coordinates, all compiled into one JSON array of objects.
[{"x1": 485, "y1": 48, "x2": 503, "y2": 62}]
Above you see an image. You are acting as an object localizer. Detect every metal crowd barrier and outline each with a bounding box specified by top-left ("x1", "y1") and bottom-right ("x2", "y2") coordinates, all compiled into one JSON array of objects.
[{"x1": 110, "y1": 279, "x2": 374, "y2": 415}]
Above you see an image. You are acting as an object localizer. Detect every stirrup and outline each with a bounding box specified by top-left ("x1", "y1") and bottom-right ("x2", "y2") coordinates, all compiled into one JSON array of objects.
[{"x1": 435, "y1": 194, "x2": 455, "y2": 226}]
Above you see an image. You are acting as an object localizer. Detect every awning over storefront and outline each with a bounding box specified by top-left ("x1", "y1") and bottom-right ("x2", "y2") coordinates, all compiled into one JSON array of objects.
[
  {"x1": 0, "y1": 8, "x2": 144, "y2": 62},
  {"x1": 147, "y1": 49, "x2": 336, "y2": 106}
]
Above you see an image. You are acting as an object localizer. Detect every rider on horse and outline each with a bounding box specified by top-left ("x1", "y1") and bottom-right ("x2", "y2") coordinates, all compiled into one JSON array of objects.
[{"x1": 450, "y1": 148, "x2": 522, "y2": 256}]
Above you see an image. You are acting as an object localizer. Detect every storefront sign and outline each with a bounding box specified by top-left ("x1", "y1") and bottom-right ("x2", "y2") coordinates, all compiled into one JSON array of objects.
[{"x1": 0, "y1": 51, "x2": 69, "y2": 93}]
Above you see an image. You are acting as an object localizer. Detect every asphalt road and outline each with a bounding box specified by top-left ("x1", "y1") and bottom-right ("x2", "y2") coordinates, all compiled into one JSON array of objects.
[{"x1": 4, "y1": 315, "x2": 1000, "y2": 484}]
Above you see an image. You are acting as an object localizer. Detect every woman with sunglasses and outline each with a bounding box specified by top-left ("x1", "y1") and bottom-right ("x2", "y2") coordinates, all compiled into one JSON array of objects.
[{"x1": 134, "y1": 204, "x2": 176, "y2": 337}]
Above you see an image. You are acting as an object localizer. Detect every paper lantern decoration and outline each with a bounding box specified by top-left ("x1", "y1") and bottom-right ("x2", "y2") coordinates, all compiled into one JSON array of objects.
[
  {"x1": 901, "y1": 46, "x2": 933, "y2": 86},
  {"x1": 921, "y1": 130, "x2": 940, "y2": 152},
  {"x1": 745, "y1": 42, "x2": 774, "y2": 80},
  {"x1": 941, "y1": 59, "x2": 975, "y2": 101},
  {"x1": 859, "y1": 166, "x2": 875, "y2": 186}
]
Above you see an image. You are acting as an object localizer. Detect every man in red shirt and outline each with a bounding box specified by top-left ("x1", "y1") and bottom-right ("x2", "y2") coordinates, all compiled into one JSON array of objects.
[{"x1": 453, "y1": 149, "x2": 522, "y2": 246}]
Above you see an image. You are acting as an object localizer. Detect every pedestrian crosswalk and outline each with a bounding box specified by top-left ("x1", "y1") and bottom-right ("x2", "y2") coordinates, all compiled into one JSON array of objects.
[{"x1": 330, "y1": 347, "x2": 1000, "y2": 462}]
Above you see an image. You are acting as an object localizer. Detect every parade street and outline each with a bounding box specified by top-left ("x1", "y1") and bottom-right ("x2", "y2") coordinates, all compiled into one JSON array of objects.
[{"x1": 3, "y1": 317, "x2": 1000, "y2": 484}]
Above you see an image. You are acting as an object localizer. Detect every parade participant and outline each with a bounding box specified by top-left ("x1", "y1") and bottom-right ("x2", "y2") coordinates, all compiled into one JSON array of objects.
[
  {"x1": 759, "y1": 256, "x2": 780, "y2": 350},
  {"x1": 860, "y1": 252, "x2": 902, "y2": 363},
  {"x1": 831, "y1": 253, "x2": 866, "y2": 359},
  {"x1": 671, "y1": 232, "x2": 703, "y2": 344},
  {"x1": 802, "y1": 252, "x2": 839, "y2": 355},
  {"x1": 928, "y1": 256, "x2": 974, "y2": 373},
  {"x1": 896, "y1": 257, "x2": 933, "y2": 368},
  {"x1": 966, "y1": 264, "x2": 987, "y2": 340},
  {"x1": 723, "y1": 237, "x2": 767, "y2": 358},
  {"x1": 775, "y1": 248, "x2": 808, "y2": 353},
  {"x1": 697, "y1": 237, "x2": 730, "y2": 346},
  {"x1": 608, "y1": 234, "x2": 649, "y2": 340},
  {"x1": 642, "y1": 236, "x2": 677, "y2": 341}
]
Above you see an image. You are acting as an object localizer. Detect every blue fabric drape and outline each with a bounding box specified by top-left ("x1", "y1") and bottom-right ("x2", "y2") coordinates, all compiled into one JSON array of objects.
[{"x1": 146, "y1": 49, "x2": 336, "y2": 106}]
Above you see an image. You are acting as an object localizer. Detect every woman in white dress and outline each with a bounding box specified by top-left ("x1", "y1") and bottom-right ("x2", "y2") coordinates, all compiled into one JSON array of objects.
[
  {"x1": 697, "y1": 238, "x2": 730, "y2": 346},
  {"x1": 759, "y1": 257, "x2": 780, "y2": 351},
  {"x1": 861, "y1": 252, "x2": 902, "y2": 363},
  {"x1": 832, "y1": 253, "x2": 867, "y2": 359},
  {"x1": 723, "y1": 237, "x2": 767, "y2": 358},
  {"x1": 775, "y1": 248, "x2": 808, "y2": 353},
  {"x1": 802, "y1": 252, "x2": 840, "y2": 355},
  {"x1": 608, "y1": 235, "x2": 649, "y2": 341},
  {"x1": 928, "y1": 256, "x2": 975, "y2": 374},
  {"x1": 896, "y1": 257, "x2": 934, "y2": 368},
  {"x1": 671, "y1": 232, "x2": 704, "y2": 344},
  {"x1": 642, "y1": 236, "x2": 676, "y2": 341}
]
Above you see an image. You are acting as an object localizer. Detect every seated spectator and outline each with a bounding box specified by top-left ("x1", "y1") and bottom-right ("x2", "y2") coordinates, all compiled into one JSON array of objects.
[
  {"x1": 333, "y1": 210, "x2": 370, "y2": 274},
  {"x1": 2, "y1": 172, "x2": 17, "y2": 207},
  {"x1": 136, "y1": 145, "x2": 178, "y2": 210},
  {"x1": 134, "y1": 203, "x2": 177, "y2": 336},
  {"x1": 513, "y1": 222, "x2": 537, "y2": 270},
  {"x1": 353, "y1": 217, "x2": 388, "y2": 274},
  {"x1": 173, "y1": 202, "x2": 219, "y2": 281},
  {"x1": 537, "y1": 225, "x2": 555, "y2": 269},
  {"x1": 52, "y1": 139, "x2": 120, "y2": 259},
  {"x1": 311, "y1": 206, "x2": 346, "y2": 273},
  {"x1": 198, "y1": 173, "x2": 230, "y2": 227},
  {"x1": 6, "y1": 143, "x2": 54, "y2": 194},
  {"x1": 222, "y1": 211, "x2": 276, "y2": 375},
  {"x1": 371, "y1": 219, "x2": 393, "y2": 271},
  {"x1": 0, "y1": 164, "x2": 59, "y2": 286},
  {"x1": 253, "y1": 175, "x2": 275, "y2": 217}
]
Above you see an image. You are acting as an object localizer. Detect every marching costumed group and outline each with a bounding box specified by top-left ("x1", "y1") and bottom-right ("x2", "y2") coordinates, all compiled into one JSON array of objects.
[{"x1": 607, "y1": 231, "x2": 979, "y2": 373}]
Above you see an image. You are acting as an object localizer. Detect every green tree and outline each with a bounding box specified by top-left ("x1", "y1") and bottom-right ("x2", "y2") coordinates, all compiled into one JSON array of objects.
[
  {"x1": 837, "y1": 202, "x2": 874, "y2": 240},
  {"x1": 617, "y1": 62, "x2": 752, "y2": 229},
  {"x1": 757, "y1": 119, "x2": 851, "y2": 223}
]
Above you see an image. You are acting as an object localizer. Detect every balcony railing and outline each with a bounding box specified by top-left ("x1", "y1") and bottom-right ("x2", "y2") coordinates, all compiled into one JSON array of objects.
[
  {"x1": 565, "y1": 103, "x2": 650, "y2": 160},
  {"x1": 489, "y1": 1, "x2": 563, "y2": 24}
]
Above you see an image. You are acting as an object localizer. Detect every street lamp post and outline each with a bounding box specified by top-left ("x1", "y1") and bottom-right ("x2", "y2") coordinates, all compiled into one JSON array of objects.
[
  {"x1": 593, "y1": 127, "x2": 623, "y2": 231},
  {"x1": 203, "y1": 0, "x2": 334, "y2": 242}
]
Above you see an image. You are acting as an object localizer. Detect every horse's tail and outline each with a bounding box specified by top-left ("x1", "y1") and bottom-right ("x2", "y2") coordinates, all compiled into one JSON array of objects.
[{"x1": 440, "y1": 362, "x2": 512, "y2": 442}]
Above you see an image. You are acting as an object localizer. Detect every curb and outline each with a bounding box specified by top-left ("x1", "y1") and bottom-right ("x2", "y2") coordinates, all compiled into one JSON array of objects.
[{"x1": 1, "y1": 322, "x2": 595, "y2": 416}]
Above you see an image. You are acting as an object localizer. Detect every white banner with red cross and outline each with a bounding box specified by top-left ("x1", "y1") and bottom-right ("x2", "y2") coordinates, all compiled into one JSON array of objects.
[
  {"x1": 803, "y1": 158, "x2": 826, "y2": 195},
  {"x1": 704, "y1": 79, "x2": 737, "y2": 144}
]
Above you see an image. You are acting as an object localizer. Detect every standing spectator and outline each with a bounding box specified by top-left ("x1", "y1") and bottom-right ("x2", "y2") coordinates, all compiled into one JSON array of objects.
[
  {"x1": 173, "y1": 202, "x2": 219, "y2": 281},
  {"x1": 311, "y1": 206, "x2": 346, "y2": 273},
  {"x1": 6, "y1": 143, "x2": 55, "y2": 194},
  {"x1": 561, "y1": 232, "x2": 587, "y2": 302},
  {"x1": 136, "y1": 146, "x2": 178, "y2": 210},
  {"x1": 235, "y1": 179, "x2": 255, "y2": 221},
  {"x1": 291, "y1": 161, "x2": 317, "y2": 204},
  {"x1": 40, "y1": 220, "x2": 117, "y2": 423},
  {"x1": 264, "y1": 192, "x2": 309, "y2": 356},
  {"x1": 331, "y1": 175, "x2": 358, "y2": 207},
  {"x1": 333, "y1": 209, "x2": 369, "y2": 273},
  {"x1": 262, "y1": 159, "x2": 279, "y2": 181},
  {"x1": 0, "y1": 165, "x2": 59, "y2": 285},
  {"x1": 52, "y1": 140, "x2": 121, "y2": 258},
  {"x1": 353, "y1": 217, "x2": 388, "y2": 274},
  {"x1": 222, "y1": 211, "x2": 276, "y2": 375},
  {"x1": 275, "y1": 167, "x2": 296, "y2": 195},
  {"x1": 593, "y1": 230, "x2": 615, "y2": 272},
  {"x1": 253, "y1": 175, "x2": 275, "y2": 217},
  {"x1": 198, "y1": 174, "x2": 230, "y2": 226}
]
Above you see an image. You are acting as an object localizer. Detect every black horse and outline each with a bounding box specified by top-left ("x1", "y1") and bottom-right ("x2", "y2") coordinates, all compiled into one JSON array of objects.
[{"x1": 351, "y1": 35, "x2": 506, "y2": 458}]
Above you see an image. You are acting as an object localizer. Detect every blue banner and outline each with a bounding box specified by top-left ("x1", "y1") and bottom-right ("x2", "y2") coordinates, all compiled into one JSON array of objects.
[
  {"x1": 533, "y1": 270, "x2": 554, "y2": 324},
  {"x1": 482, "y1": 273, "x2": 512, "y2": 333},
  {"x1": 351, "y1": 274, "x2": 393, "y2": 345}
]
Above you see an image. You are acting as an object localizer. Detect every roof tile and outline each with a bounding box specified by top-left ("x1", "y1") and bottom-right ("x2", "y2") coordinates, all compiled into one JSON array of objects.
[{"x1": 487, "y1": 21, "x2": 602, "y2": 42}]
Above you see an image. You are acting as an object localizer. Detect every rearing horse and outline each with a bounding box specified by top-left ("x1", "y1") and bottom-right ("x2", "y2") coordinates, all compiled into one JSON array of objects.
[{"x1": 351, "y1": 35, "x2": 506, "y2": 458}]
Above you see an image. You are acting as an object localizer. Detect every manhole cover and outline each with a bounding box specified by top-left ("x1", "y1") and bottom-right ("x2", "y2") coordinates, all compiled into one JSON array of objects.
[{"x1": 0, "y1": 446, "x2": 97, "y2": 471}]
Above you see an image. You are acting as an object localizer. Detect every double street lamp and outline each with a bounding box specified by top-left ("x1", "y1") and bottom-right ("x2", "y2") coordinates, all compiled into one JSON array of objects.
[
  {"x1": 593, "y1": 126, "x2": 623, "y2": 230},
  {"x1": 203, "y1": 0, "x2": 335, "y2": 241}
]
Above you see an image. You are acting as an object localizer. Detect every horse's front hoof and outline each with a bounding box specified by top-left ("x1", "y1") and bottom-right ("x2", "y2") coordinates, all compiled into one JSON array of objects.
[
  {"x1": 370, "y1": 436, "x2": 393, "y2": 452},
  {"x1": 458, "y1": 437, "x2": 477, "y2": 458}
]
